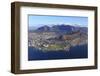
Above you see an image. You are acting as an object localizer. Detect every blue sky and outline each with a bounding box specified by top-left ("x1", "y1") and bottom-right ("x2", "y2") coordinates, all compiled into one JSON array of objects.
[{"x1": 28, "y1": 15, "x2": 88, "y2": 27}]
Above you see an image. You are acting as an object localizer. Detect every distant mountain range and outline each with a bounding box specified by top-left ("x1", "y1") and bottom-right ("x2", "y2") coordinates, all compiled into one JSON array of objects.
[{"x1": 29, "y1": 24, "x2": 88, "y2": 34}]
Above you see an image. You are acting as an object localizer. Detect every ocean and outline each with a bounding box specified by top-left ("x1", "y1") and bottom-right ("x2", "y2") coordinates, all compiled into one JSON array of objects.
[{"x1": 28, "y1": 44, "x2": 88, "y2": 61}]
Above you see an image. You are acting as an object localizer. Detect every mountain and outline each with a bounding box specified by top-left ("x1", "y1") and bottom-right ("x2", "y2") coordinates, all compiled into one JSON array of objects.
[
  {"x1": 35, "y1": 24, "x2": 74, "y2": 33},
  {"x1": 28, "y1": 24, "x2": 88, "y2": 51},
  {"x1": 51, "y1": 24, "x2": 74, "y2": 32},
  {"x1": 36, "y1": 25, "x2": 51, "y2": 32},
  {"x1": 30, "y1": 24, "x2": 87, "y2": 34}
]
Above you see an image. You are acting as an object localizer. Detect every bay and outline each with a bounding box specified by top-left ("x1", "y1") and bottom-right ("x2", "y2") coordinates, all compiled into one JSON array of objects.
[{"x1": 28, "y1": 44, "x2": 88, "y2": 61}]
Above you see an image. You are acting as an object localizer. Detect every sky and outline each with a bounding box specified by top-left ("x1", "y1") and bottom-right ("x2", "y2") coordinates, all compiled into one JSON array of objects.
[{"x1": 28, "y1": 15, "x2": 88, "y2": 28}]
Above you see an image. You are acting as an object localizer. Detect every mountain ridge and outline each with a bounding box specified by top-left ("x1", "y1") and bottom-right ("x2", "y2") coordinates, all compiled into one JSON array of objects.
[{"x1": 29, "y1": 24, "x2": 88, "y2": 34}]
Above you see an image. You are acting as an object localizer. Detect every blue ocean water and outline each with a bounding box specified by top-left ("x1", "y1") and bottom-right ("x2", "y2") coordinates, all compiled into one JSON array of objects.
[{"x1": 28, "y1": 44, "x2": 88, "y2": 61}]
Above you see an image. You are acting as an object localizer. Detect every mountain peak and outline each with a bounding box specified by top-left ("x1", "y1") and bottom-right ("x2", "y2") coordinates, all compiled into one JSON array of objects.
[{"x1": 29, "y1": 24, "x2": 87, "y2": 34}]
